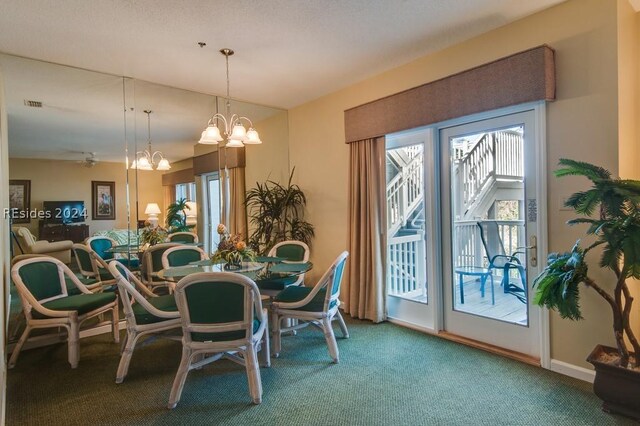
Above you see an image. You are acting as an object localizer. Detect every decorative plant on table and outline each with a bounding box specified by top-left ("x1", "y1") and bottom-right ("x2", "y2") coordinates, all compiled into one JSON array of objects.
[
  {"x1": 140, "y1": 221, "x2": 168, "y2": 246},
  {"x1": 165, "y1": 198, "x2": 195, "y2": 233},
  {"x1": 211, "y1": 224, "x2": 255, "y2": 269},
  {"x1": 245, "y1": 168, "x2": 314, "y2": 255},
  {"x1": 533, "y1": 159, "x2": 640, "y2": 417}
]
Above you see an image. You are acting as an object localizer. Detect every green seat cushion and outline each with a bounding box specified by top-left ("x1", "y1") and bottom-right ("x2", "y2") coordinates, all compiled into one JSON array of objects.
[
  {"x1": 132, "y1": 294, "x2": 178, "y2": 325},
  {"x1": 18, "y1": 262, "x2": 64, "y2": 300},
  {"x1": 64, "y1": 277, "x2": 98, "y2": 296},
  {"x1": 274, "y1": 285, "x2": 334, "y2": 312},
  {"x1": 33, "y1": 292, "x2": 116, "y2": 319},
  {"x1": 120, "y1": 258, "x2": 140, "y2": 270},
  {"x1": 258, "y1": 276, "x2": 299, "y2": 291}
]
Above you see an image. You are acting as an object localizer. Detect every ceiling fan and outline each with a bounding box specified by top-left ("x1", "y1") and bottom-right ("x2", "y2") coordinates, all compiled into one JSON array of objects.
[{"x1": 77, "y1": 152, "x2": 99, "y2": 168}]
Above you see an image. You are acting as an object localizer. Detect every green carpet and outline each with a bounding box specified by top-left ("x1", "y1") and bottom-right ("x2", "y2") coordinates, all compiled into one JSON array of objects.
[{"x1": 6, "y1": 318, "x2": 635, "y2": 426}]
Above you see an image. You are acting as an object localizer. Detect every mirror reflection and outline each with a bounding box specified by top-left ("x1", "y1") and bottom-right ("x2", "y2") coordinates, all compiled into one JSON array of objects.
[{"x1": 2, "y1": 52, "x2": 289, "y2": 346}]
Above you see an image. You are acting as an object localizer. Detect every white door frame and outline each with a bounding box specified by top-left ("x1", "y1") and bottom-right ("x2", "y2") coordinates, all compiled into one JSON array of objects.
[{"x1": 433, "y1": 102, "x2": 549, "y2": 366}]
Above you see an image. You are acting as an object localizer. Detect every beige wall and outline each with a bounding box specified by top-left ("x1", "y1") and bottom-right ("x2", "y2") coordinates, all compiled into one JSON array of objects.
[
  {"x1": 288, "y1": 0, "x2": 633, "y2": 368},
  {"x1": 9, "y1": 158, "x2": 164, "y2": 236},
  {"x1": 617, "y1": 0, "x2": 640, "y2": 346},
  {"x1": 245, "y1": 111, "x2": 290, "y2": 188}
]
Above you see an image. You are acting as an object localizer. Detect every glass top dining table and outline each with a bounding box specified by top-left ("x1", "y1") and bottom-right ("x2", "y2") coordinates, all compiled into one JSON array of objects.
[
  {"x1": 157, "y1": 258, "x2": 313, "y2": 284},
  {"x1": 106, "y1": 242, "x2": 204, "y2": 254}
]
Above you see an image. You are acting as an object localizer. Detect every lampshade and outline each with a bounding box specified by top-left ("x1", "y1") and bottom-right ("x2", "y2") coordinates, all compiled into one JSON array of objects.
[
  {"x1": 199, "y1": 124, "x2": 223, "y2": 144},
  {"x1": 225, "y1": 139, "x2": 244, "y2": 148},
  {"x1": 230, "y1": 123, "x2": 247, "y2": 140},
  {"x1": 243, "y1": 128, "x2": 262, "y2": 144},
  {"x1": 130, "y1": 159, "x2": 138, "y2": 169},
  {"x1": 136, "y1": 156, "x2": 153, "y2": 171},
  {"x1": 144, "y1": 203, "x2": 162, "y2": 215},
  {"x1": 156, "y1": 158, "x2": 171, "y2": 171}
]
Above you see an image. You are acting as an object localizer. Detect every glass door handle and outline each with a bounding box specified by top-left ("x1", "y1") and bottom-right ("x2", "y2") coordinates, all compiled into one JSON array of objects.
[{"x1": 526, "y1": 235, "x2": 537, "y2": 267}]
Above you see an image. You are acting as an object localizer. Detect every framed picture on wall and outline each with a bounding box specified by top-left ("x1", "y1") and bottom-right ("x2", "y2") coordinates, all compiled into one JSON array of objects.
[
  {"x1": 9, "y1": 180, "x2": 31, "y2": 223},
  {"x1": 92, "y1": 181, "x2": 116, "y2": 220}
]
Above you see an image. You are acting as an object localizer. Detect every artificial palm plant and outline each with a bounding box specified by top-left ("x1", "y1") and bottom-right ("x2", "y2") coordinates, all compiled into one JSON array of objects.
[
  {"x1": 165, "y1": 198, "x2": 195, "y2": 233},
  {"x1": 533, "y1": 159, "x2": 640, "y2": 368},
  {"x1": 245, "y1": 168, "x2": 314, "y2": 255}
]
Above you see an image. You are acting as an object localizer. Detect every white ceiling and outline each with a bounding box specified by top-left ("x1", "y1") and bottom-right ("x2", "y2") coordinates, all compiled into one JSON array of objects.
[{"x1": 0, "y1": 0, "x2": 567, "y2": 109}]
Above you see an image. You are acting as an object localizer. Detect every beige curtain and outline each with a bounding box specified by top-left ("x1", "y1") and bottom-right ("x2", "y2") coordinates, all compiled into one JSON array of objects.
[
  {"x1": 221, "y1": 167, "x2": 248, "y2": 238},
  {"x1": 344, "y1": 137, "x2": 387, "y2": 323}
]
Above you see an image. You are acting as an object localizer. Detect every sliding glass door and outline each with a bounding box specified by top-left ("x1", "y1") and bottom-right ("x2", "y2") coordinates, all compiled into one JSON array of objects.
[{"x1": 385, "y1": 128, "x2": 438, "y2": 329}]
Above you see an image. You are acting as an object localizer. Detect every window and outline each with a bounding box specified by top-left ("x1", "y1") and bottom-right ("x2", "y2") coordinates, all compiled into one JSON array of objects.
[{"x1": 176, "y1": 182, "x2": 196, "y2": 202}]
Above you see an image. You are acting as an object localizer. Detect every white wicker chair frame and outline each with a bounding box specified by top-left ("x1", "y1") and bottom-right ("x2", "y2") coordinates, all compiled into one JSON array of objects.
[
  {"x1": 267, "y1": 240, "x2": 310, "y2": 287},
  {"x1": 271, "y1": 251, "x2": 349, "y2": 363},
  {"x1": 107, "y1": 260, "x2": 182, "y2": 383},
  {"x1": 10, "y1": 256, "x2": 119, "y2": 368},
  {"x1": 168, "y1": 272, "x2": 270, "y2": 409}
]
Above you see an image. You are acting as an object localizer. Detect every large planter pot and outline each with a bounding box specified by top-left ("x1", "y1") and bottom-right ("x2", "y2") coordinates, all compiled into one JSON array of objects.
[{"x1": 587, "y1": 344, "x2": 640, "y2": 420}]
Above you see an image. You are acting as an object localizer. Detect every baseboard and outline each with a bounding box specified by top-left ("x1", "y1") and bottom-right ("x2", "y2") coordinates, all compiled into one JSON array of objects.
[{"x1": 549, "y1": 359, "x2": 595, "y2": 383}]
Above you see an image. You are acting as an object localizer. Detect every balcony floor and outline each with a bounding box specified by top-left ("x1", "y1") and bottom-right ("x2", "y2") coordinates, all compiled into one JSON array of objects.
[
  {"x1": 453, "y1": 275, "x2": 527, "y2": 325},
  {"x1": 390, "y1": 276, "x2": 528, "y2": 325}
]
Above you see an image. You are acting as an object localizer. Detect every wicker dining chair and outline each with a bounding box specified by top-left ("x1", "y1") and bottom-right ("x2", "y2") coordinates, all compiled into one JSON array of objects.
[
  {"x1": 87, "y1": 235, "x2": 139, "y2": 270},
  {"x1": 140, "y1": 243, "x2": 180, "y2": 294},
  {"x1": 259, "y1": 241, "x2": 310, "y2": 294},
  {"x1": 271, "y1": 251, "x2": 349, "y2": 363},
  {"x1": 168, "y1": 272, "x2": 270, "y2": 408},
  {"x1": 10, "y1": 256, "x2": 119, "y2": 368},
  {"x1": 161, "y1": 245, "x2": 208, "y2": 269},
  {"x1": 108, "y1": 260, "x2": 182, "y2": 383},
  {"x1": 167, "y1": 232, "x2": 199, "y2": 244},
  {"x1": 71, "y1": 243, "x2": 116, "y2": 291}
]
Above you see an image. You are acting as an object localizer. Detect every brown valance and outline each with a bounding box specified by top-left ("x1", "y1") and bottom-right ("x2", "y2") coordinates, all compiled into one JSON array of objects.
[
  {"x1": 161, "y1": 168, "x2": 195, "y2": 186},
  {"x1": 344, "y1": 45, "x2": 555, "y2": 143},
  {"x1": 193, "y1": 148, "x2": 246, "y2": 176}
]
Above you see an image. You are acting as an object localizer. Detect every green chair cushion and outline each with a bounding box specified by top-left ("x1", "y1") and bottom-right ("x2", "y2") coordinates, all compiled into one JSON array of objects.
[
  {"x1": 166, "y1": 249, "x2": 202, "y2": 267},
  {"x1": 274, "y1": 285, "x2": 334, "y2": 312},
  {"x1": 64, "y1": 277, "x2": 98, "y2": 296},
  {"x1": 97, "y1": 267, "x2": 114, "y2": 282},
  {"x1": 275, "y1": 244, "x2": 306, "y2": 262},
  {"x1": 33, "y1": 292, "x2": 116, "y2": 319},
  {"x1": 169, "y1": 234, "x2": 196, "y2": 243},
  {"x1": 257, "y1": 276, "x2": 299, "y2": 291},
  {"x1": 18, "y1": 262, "x2": 64, "y2": 301},
  {"x1": 132, "y1": 294, "x2": 178, "y2": 325}
]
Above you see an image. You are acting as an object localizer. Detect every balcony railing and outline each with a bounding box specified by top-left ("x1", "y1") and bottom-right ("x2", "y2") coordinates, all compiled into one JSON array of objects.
[
  {"x1": 387, "y1": 232, "x2": 426, "y2": 298},
  {"x1": 453, "y1": 219, "x2": 525, "y2": 269}
]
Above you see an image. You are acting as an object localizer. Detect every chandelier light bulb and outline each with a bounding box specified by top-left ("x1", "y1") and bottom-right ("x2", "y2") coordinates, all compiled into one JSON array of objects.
[
  {"x1": 230, "y1": 123, "x2": 247, "y2": 141},
  {"x1": 156, "y1": 158, "x2": 171, "y2": 171},
  {"x1": 244, "y1": 128, "x2": 262, "y2": 145}
]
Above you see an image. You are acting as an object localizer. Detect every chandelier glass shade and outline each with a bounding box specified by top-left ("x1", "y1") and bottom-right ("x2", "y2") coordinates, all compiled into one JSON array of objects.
[
  {"x1": 198, "y1": 48, "x2": 262, "y2": 148},
  {"x1": 131, "y1": 110, "x2": 171, "y2": 171}
]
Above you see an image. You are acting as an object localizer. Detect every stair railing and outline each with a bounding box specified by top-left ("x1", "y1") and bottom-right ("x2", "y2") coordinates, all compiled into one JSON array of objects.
[{"x1": 386, "y1": 151, "x2": 424, "y2": 236}]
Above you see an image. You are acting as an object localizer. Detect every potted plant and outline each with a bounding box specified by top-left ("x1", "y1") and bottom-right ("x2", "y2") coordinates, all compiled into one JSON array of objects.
[
  {"x1": 533, "y1": 159, "x2": 640, "y2": 419},
  {"x1": 211, "y1": 224, "x2": 255, "y2": 269},
  {"x1": 245, "y1": 168, "x2": 314, "y2": 255},
  {"x1": 165, "y1": 198, "x2": 195, "y2": 233}
]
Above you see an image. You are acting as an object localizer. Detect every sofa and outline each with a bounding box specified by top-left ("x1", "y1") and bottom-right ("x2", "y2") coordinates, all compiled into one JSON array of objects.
[{"x1": 13, "y1": 227, "x2": 73, "y2": 264}]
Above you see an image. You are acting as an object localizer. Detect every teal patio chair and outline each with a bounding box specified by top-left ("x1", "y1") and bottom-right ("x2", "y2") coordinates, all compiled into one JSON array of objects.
[
  {"x1": 141, "y1": 243, "x2": 180, "y2": 294},
  {"x1": 259, "y1": 240, "x2": 310, "y2": 295},
  {"x1": 271, "y1": 251, "x2": 349, "y2": 363},
  {"x1": 168, "y1": 272, "x2": 269, "y2": 408},
  {"x1": 10, "y1": 256, "x2": 119, "y2": 368},
  {"x1": 72, "y1": 243, "x2": 116, "y2": 290}
]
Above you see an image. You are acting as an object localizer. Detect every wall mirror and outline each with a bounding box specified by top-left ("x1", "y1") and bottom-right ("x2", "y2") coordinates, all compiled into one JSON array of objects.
[{"x1": 1, "y1": 52, "x2": 289, "y2": 345}]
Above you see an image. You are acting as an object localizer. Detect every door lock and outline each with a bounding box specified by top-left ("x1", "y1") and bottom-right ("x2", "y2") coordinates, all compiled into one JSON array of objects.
[{"x1": 528, "y1": 235, "x2": 537, "y2": 267}]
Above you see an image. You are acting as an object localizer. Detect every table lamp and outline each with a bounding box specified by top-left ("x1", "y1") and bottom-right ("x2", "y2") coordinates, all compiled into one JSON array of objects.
[{"x1": 145, "y1": 203, "x2": 162, "y2": 228}]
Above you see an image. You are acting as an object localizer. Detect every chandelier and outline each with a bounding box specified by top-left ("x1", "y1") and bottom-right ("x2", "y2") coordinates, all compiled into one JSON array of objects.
[
  {"x1": 198, "y1": 48, "x2": 262, "y2": 147},
  {"x1": 131, "y1": 110, "x2": 171, "y2": 171}
]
